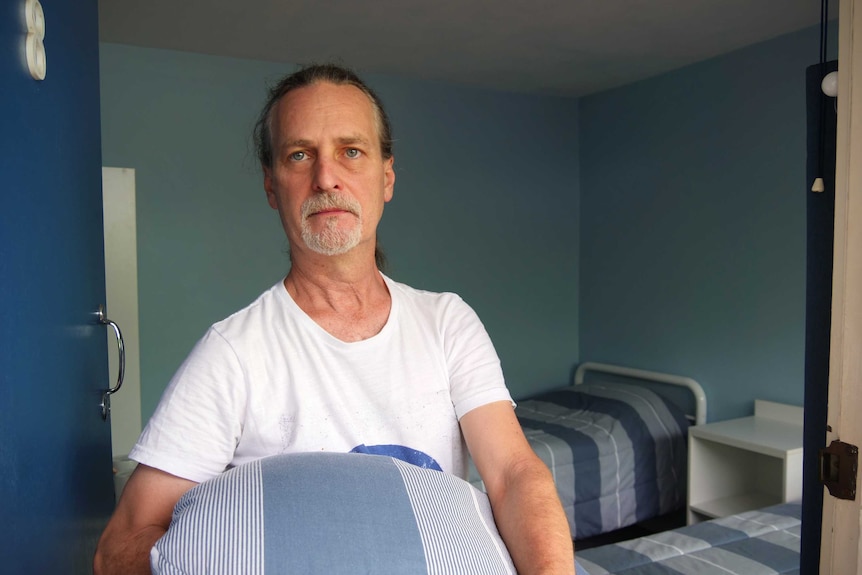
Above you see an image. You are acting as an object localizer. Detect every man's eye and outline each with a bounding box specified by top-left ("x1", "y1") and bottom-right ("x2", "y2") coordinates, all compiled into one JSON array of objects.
[
  {"x1": 344, "y1": 148, "x2": 362, "y2": 159},
  {"x1": 289, "y1": 151, "x2": 307, "y2": 161}
]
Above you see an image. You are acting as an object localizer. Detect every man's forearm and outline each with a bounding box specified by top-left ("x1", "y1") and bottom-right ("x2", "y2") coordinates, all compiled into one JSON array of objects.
[
  {"x1": 490, "y1": 462, "x2": 574, "y2": 575},
  {"x1": 94, "y1": 525, "x2": 166, "y2": 575}
]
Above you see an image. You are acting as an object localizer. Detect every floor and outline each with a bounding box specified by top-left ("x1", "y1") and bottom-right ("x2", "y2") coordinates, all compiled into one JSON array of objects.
[{"x1": 573, "y1": 508, "x2": 687, "y2": 551}]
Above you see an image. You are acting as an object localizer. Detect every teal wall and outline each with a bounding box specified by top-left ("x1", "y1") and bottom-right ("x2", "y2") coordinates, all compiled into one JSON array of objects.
[
  {"x1": 100, "y1": 22, "x2": 827, "y2": 427},
  {"x1": 579, "y1": 25, "x2": 828, "y2": 422},
  {"x1": 99, "y1": 44, "x2": 580, "y2": 421}
]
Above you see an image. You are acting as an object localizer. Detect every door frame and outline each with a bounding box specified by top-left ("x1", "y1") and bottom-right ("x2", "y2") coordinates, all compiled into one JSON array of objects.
[{"x1": 820, "y1": 0, "x2": 862, "y2": 571}]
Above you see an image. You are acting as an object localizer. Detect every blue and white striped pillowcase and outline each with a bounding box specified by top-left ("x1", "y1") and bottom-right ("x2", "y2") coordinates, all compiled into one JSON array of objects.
[
  {"x1": 151, "y1": 459, "x2": 265, "y2": 575},
  {"x1": 151, "y1": 453, "x2": 523, "y2": 574},
  {"x1": 393, "y1": 458, "x2": 515, "y2": 575}
]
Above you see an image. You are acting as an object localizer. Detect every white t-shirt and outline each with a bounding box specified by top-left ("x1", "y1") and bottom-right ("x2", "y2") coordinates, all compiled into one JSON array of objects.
[{"x1": 130, "y1": 274, "x2": 513, "y2": 483}]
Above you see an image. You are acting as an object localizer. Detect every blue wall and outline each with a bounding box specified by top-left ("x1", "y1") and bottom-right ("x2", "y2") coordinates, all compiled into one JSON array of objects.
[
  {"x1": 579, "y1": 26, "x2": 823, "y2": 421},
  {"x1": 99, "y1": 45, "x2": 580, "y2": 420},
  {"x1": 100, "y1": 23, "x2": 824, "y2": 427}
]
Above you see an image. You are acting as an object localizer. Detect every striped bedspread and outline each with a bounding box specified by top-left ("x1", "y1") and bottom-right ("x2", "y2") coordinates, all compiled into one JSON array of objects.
[
  {"x1": 514, "y1": 382, "x2": 690, "y2": 539},
  {"x1": 577, "y1": 503, "x2": 801, "y2": 574}
]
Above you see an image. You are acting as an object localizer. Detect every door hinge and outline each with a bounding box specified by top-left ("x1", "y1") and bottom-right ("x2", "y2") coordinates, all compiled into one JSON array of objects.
[{"x1": 820, "y1": 440, "x2": 858, "y2": 500}]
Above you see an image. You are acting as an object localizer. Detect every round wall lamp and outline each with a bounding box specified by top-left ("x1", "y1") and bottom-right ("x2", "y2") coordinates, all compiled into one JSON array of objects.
[{"x1": 821, "y1": 71, "x2": 838, "y2": 97}]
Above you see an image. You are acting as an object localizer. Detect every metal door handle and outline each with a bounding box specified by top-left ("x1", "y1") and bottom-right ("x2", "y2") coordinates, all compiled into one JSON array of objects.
[{"x1": 98, "y1": 305, "x2": 125, "y2": 420}]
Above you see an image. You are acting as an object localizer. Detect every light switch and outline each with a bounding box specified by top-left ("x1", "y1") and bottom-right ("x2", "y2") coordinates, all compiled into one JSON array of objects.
[{"x1": 24, "y1": 0, "x2": 46, "y2": 80}]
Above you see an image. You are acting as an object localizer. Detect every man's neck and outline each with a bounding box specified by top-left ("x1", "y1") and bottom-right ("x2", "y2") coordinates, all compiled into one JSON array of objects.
[{"x1": 283, "y1": 252, "x2": 391, "y2": 342}]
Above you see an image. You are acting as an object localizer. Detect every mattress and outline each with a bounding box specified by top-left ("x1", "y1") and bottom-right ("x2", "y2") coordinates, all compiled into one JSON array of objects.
[
  {"x1": 514, "y1": 382, "x2": 690, "y2": 539},
  {"x1": 576, "y1": 502, "x2": 801, "y2": 575}
]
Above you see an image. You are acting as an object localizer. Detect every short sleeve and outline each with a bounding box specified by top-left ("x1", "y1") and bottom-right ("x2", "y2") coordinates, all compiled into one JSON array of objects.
[
  {"x1": 129, "y1": 327, "x2": 247, "y2": 483},
  {"x1": 441, "y1": 297, "x2": 514, "y2": 419}
]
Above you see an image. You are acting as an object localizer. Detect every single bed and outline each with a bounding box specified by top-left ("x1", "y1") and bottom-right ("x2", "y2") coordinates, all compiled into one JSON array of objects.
[
  {"x1": 576, "y1": 502, "x2": 801, "y2": 574},
  {"x1": 472, "y1": 362, "x2": 706, "y2": 540}
]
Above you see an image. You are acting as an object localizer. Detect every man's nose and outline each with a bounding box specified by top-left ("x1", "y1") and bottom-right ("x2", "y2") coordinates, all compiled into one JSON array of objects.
[{"x1": 312, "y1": 155, "x2": 340, "y2": 192}]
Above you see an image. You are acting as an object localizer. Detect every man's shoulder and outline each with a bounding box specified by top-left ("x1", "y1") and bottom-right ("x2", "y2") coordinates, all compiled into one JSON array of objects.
[
  {"x1": 384, "y1": 275, "x2": 463, "y2": 305},
  {"x1": 210, "y1": 279, "x2": 287, "y2": 333},
  {"x1": 383, "y1": 275, "x2": 480, "y2": 322}
]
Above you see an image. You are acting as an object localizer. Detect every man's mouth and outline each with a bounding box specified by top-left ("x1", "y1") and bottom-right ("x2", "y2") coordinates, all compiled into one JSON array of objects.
[
  {"x1": 302, "y1": 193, "x2": 362, "y2": 221},
  {"x1": 312, "y1": 207, "x2": 353, "y2": 216}
]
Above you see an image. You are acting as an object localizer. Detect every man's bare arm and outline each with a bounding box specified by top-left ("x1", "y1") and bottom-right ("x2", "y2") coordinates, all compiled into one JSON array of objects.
[
  {"x1": 461, "y1": 401, "x2": 575, "y2": 575},
  {"x1": 93, "y1": 464, "x2": 197, "y2": 575}
]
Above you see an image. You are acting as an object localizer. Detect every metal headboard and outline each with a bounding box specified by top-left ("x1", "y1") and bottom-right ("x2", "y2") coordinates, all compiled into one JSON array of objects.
[{"x1": 573, "y1": 361, "x2": 707, "y2": 425}]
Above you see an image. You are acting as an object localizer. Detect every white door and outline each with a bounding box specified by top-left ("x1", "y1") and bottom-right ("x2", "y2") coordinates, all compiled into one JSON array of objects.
[{"x1": 102, "y1": 167, "x2": 143, "y2": 461}]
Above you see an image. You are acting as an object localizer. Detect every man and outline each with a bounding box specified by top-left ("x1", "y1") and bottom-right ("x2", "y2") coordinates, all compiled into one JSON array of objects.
[{"x1": 94, "y1": 64, "x2": 574, "y2": 574}]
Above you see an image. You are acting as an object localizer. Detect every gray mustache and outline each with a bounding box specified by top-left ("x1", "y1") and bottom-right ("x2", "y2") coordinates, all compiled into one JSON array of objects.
[{"x1": 301, "y1": 193, "x2": 362, "y2": 219}]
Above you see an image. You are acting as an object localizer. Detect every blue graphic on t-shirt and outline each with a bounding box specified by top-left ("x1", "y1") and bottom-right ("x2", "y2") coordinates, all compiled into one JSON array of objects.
[{"x1": 350, "y1": 444, "x2": 443, "y2": 471}]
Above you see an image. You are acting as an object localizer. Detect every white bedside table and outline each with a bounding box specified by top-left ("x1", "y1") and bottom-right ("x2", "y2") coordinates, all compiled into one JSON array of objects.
[{"x1": 687, "y1": 399, "x2": 804, "y2": 525}]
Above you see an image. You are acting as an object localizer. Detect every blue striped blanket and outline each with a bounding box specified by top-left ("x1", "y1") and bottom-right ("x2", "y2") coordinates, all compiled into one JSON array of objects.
[
  {"x1": 513, "y1": 382, "x2": 690, "y2": 539},
  {"x1": 577, "y1": 503, "x2": 801, "y2": 574}
]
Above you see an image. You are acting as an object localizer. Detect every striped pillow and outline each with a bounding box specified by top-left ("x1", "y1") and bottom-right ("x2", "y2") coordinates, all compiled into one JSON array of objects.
[{"x1": 151, "y1": 452, "x2": 517, "y2": 575}]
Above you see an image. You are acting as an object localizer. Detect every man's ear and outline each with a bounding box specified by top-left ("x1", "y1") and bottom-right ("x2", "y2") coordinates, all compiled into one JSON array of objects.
[
  {"x1": 263, "y1": 166, "x2": 278, "y2": 210},
  {"x1": 383, "y1": 157, "x2": 395, "y2": 203}
]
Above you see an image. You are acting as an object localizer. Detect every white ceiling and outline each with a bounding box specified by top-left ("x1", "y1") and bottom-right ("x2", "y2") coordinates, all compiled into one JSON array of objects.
[{"x1": 98, "y1": 0, "x2": 831, "y2": 97}]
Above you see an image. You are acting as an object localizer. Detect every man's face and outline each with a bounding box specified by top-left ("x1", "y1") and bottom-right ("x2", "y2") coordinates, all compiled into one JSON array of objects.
[{"x1": 263, "y1": 81, "x2": 395, "y2": 259}]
